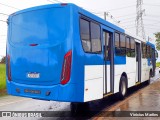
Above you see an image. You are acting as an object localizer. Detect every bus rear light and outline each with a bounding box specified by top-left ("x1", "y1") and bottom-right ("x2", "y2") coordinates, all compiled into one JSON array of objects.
[
  {"x1": 7, "y1": 55, "x2": 11, "y2": 81},
  {"x1": 61, "y1": 3, "x2": 68, "y2": 6},
  {"x1": 61, "y1": 50, "x2": 72, "y2": 85}
]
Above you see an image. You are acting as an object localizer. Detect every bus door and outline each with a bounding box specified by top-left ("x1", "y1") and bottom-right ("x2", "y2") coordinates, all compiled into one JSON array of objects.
[
  {"x1": 103, "y1": 30, "x2": 114, "y2": 95},
  {"x1": 136, "y1": 42, "x2": 141, "y2": 83},
  {"x1": 152, "y1": 48, "x2": 156, "y2": 76}
]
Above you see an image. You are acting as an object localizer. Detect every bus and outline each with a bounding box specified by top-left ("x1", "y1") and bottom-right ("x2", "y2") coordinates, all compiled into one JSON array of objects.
[
  {"x1": 146, "y1": 42, "x2": 157, "y2": 77},
  {"x1": 6, "y1": 3, "x2": 157, "y2": 111}
]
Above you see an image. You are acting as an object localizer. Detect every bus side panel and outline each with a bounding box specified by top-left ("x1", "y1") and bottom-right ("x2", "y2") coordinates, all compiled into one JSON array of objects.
[
  {"x1": 114, "y1": 55, "x2": 126, "y2": 93},
  {"x1": 114, "y1": 65, "x2": 126, "y2": 93},
  {"x1": 72, "y1": 11, "x2": 104, "y2": 102},
  {"x1": 75, "y1": 15, "x2": 104, "y2": 102},
  {"x1": 141, "y1": 59, "x2": 149, "y2": 82},
  {"x1": 70, "y1": 9, "x2": 85, "y2": 102},
  {"x1": 77, "y1": 18, "x2": 104, "y2": 102},
  {"x1": 84, "y1": 65, "x2": 103, "y2": 102},
  {"x1": 126, "y1": 57, "x2": 136, "y2": 87}
]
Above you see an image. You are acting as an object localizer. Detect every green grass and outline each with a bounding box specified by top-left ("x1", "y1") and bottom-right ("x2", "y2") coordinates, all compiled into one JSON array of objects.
[
  {"x1": 0, "y1": 64, "x2": 6, "y2": 91},
  {"x1": 156, "y1": 62, "x2": 160, "y2": 67}
]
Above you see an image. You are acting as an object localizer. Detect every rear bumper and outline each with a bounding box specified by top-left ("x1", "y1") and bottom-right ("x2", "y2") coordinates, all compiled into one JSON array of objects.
[{"x1": 7, "y1": 80, "x2": 81, "y2": 102}]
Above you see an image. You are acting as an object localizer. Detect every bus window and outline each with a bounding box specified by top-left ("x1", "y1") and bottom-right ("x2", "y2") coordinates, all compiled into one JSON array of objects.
[
  {"x1": 80, "y1": 18, "x2": 91, "y2": 52},
  {"x1": 144, "y1": 44, "x2": 147, "y2": 58},
  {"x1": 126, "y1": 37, "x2": 131, "y2": 57},
  {"x1": 142, "y1": 43, "x2": 146, "y2": 58},
  {"x1": 155, "y1": 50, "x2": 158, "y2": 59},
  {"x1": 115, "y1": 33, "x2": 121, "y2": 55},
  {"x1": 80, "y1": 18, "x2": 101, "y2": 53},
  {"x1": 103, "y1": 31, "x2": 111, "y2": 60},
  {"x1": 120, "y1": 34, "x2": 126, "y2": 56},
  {"x1": 115, "y1": 33, "x2": 126, "y2": 56},
  {"x1": 146, "y1": 45, "x2": 150, "y2": 58},
  {"x1": 91, "y1": 22, "x2": 101, "y2": 53},
  {"x1": 130, "y1": 38, "x2": 135, "y2": 57},
  {"x1": 149, "y1": 46, "x2": 152, "y2": 58}
]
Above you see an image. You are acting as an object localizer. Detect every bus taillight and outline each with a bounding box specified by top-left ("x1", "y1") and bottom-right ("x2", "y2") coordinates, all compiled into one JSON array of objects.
[
  {"x1": 61, "y1": 50, "x2": 72, "y2": 85},
  {"x1": 61, "y1": 3, "x2": 68, "y2": 6},
  {"x1": 7, "y1": 55, "x2": 11, "y2": 81}
]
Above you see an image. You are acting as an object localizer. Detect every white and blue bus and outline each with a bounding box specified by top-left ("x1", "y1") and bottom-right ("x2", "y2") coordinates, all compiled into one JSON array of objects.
[{"x1": 6, "y1": 3, "x2": 157, "y2": 111}]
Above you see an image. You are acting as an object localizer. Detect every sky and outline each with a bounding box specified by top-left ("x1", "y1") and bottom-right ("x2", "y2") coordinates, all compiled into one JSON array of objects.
[{"x1": 0, "y1": 0, "x2": 160, "y2": 60}]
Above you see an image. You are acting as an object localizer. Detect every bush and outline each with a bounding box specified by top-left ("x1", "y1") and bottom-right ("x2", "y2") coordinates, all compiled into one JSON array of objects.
[{"x1": 156, "y1": 62, "x2": 160, "y2": 67}]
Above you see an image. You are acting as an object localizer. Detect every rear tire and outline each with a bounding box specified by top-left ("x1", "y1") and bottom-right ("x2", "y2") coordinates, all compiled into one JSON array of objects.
[
  {"x1": 70, "y1": 102, "x2": 79, "y2": 115},
  {"x1": 70, "y1": 102, "x2": 89, "y2": 115},
  {"x1": 147, "y1": 71, "x2": 151, "y2": 85},
  {"x1": 118, "y1": 76, "x2": 127, "y2": 100}
]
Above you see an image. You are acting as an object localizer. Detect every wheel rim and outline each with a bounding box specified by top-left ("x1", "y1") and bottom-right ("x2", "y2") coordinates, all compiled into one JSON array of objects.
[{"x1": 121, "y1": 81, "x2": 126, "y2": 96}]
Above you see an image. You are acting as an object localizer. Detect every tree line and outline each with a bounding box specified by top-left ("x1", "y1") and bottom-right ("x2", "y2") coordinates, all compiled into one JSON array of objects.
[
  {"x1": 155, "y1": 32, "x2": 160, "y2": 51},
  {"x1": 0, "y1": 56, "x2": 6, "y2": 64}
]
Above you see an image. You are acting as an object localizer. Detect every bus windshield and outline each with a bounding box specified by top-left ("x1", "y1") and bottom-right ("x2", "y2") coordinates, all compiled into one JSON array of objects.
[{"x1": 10, "y1": 7, "x2": 68, "y2": 46}]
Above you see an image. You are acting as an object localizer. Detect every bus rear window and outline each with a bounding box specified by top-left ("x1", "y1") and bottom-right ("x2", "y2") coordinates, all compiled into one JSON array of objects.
[{"x1": 10, "y1": 8, "x2": 68, "y2": 45}]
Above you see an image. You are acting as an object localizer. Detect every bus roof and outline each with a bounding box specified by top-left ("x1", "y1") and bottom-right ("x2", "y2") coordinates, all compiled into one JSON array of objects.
[
  {"x1": 9, "y1": 3, "x2": 124, "y2": 33},
  {"x1": 147, "y1": 41, "x2": 155, "y2": 48},
  {"x1": 77, "y1": 6, "x2": 124, "y2": 33},
  {"x1": 9, "y1": 3, "x2": 152, "y2": 44},
  {"x1": 9, "y1": 3, "x2": 67, "y2": 17}
]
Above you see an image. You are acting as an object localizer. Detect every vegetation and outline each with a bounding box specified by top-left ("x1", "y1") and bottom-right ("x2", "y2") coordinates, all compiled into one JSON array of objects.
[
  {"x1": 0, "y1": 64, "x2": 6, "y2": 96},
  {"x1": 156, "y1": 62, "x2": 160, "y2": 67},
  {"x1": 0, "y1": 56, "x2": 6, "y2": 64},
  {"x1": 155, "y1": 32, "x2": 160, "y2": 50}
]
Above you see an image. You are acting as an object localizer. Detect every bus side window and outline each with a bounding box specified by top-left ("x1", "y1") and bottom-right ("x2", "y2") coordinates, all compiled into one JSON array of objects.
[
  {"x1": 91, "y1": 22, "x2": 101, "y2": 53},
  {"x1": 120, "y1": 34, "x2": 126, "y2": 56},
  {"x1": 115, "y1": 33, "x2": 126, "y2": 56},
  {"x1": 155, "y1": 50, "x2": 158, "y2": 59},
  {"x1": 80, "y1": 18, "x2": 91, "y2": 52},
  {"x1": 141, "y1": 43, "x2": 144, "y2": 58},
  {"x1": 146, "y1": 45, "x2": 150, "y2": 58},
  {"x1": 144, "y1": 44, "x2": 147, "y2": 58},
  {"x1": 142, "y1": 43, "x2": 146, "y2": 58},
  {"x1": 150, "y1": 46, "x2": 152, "y2": 58},
  {"x1": 130, "y1": 38, "x2": 135, "y2": 57},
  {"x1": 115, "y1": 33, "x2": 121, "y2": 55},
  {"x1": 126, "y1": 37, "x2": 131, "y2": 57},
  {"x1": 103, "y1": 32, "x2": 110, "y2": 60},
  {"x1": 148, "y1": 46, "x2": 151, "y2": 58}
]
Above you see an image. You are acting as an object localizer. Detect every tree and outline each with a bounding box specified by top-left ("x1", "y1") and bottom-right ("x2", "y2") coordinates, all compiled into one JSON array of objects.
[
  {"x1": 155, "y1": 32, "x2": 160, "y2": 50},
  {"x1": 0, "y1": 56, "x2": 6, "y2": 64}
]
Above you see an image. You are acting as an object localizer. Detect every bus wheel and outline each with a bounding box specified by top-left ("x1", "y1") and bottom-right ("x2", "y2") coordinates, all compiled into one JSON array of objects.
[
  {"x1": 70, "y1": 102, "x2": 79, "y2": 115},
  {"x1": 147, "y1": 71, "x2": 151, "y2": 85},
  {"x1": 70, "y1": 102, "x2": 89, "y2": 115},
  {"x1": 119, "y1": 76, "x2": 127, "y2": 100}
]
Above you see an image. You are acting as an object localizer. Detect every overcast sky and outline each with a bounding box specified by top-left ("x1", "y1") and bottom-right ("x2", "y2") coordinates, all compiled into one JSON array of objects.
[{"x1": 0, "y1": 0, "x2": 160, "y2": 60}]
